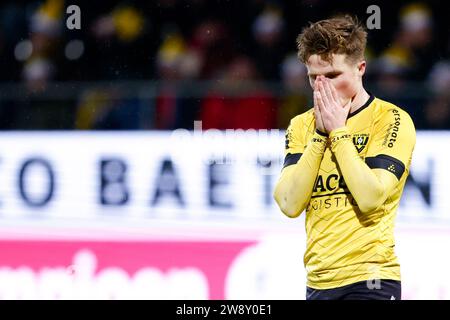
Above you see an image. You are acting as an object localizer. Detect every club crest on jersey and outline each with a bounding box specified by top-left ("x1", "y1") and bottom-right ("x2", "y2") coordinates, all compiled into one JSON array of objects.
[{"x1": 352, "y1": 134, "x2": 369, "y2": 153}]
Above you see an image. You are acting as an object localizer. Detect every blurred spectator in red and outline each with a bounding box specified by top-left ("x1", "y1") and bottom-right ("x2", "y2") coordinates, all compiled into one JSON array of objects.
[
  {"x1": 200, "y1": 56, "x2": 277, "y2": 130},
  {"x1": 277, "y1": 53, "x2": 309, "y2": 129}
]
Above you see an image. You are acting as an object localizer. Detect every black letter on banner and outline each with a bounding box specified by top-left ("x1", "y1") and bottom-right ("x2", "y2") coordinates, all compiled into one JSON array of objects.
[
  {"x1": 152, "y1": 159, "x2": 184, "y2": 206},
  {"x1": 208, "y1": 159, "x2": 232, "y2": 208},
  {"x1": 19, "y1": 158, "x2": 54, "y2": 207},
  {"x1": 100, "y1": 159, "x2": 129, "y2": 205}
]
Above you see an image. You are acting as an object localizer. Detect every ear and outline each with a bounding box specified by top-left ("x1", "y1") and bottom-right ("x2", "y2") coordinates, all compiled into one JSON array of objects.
[{"x1": 357, "y1": 60, "x2": 366, "y2": 76}]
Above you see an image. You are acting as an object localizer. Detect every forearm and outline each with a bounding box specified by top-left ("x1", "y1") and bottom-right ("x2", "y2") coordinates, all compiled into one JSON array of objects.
[
  {"x1": 274, "y1": 132, "x2": 327, "y2": 218},
  {"x1": 329, "y1": 127, "x2": 397, "y2": 215}
]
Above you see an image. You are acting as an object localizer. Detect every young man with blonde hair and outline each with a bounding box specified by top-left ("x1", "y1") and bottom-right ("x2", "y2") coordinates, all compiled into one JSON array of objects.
[{"x1": 273, "y1": 15, "x2": 415, "y2": 300}]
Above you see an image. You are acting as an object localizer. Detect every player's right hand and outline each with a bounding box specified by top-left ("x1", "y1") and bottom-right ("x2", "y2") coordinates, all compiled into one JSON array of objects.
[{"x1": 313, "y1": 78, "x2": 326, "y2": 133}]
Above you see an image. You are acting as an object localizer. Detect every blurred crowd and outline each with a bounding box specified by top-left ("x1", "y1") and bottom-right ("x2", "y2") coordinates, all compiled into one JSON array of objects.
[{"x1": 0, "y1": 0, "x2": 449, "y2": 130}]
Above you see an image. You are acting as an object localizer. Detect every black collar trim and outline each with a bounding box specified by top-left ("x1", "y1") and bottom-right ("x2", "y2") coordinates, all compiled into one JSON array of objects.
[{"x1": 347, "y1": 93, "x2": 375, "y2": 119}]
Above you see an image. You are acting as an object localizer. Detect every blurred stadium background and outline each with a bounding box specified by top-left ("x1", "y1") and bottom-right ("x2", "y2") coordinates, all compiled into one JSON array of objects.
[{"x1": 0, "y1": 0, "x2": 449, "y2": 299}]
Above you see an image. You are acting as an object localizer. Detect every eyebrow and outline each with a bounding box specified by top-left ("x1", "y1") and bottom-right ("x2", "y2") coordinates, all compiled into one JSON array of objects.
[{"x1": 308, "y1": 71, "x2": 342, "y2": 77}]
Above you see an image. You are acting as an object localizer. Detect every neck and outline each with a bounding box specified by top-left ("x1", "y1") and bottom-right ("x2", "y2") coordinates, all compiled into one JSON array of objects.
[{"x1": 349, "y1": 87, "x2": 370, "y2": 114}]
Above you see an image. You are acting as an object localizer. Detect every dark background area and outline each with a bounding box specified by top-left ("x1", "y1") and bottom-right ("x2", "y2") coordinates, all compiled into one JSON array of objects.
[{"x1": 0, "y1": 0, "x2": 449, "y2": 130}]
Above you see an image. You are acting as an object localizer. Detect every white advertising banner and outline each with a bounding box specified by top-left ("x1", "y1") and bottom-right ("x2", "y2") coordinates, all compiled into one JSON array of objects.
[
  {"x1": 0, "y1": 130, "x2": 444, "y2": 223},
  {"x1": 0, "y1": 130, "x2": 447, "y2": 299}
]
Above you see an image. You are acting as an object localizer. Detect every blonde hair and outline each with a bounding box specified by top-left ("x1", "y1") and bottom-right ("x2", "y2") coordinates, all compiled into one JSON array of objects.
[{"x1": 296, "y1": 15, "x2": 367, "y2": 64}]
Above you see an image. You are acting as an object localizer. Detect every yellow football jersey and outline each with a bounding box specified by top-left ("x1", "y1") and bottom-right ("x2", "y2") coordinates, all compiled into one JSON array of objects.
[{"x1": 283, "y1": 94, "x2": 416, "y2": 289}]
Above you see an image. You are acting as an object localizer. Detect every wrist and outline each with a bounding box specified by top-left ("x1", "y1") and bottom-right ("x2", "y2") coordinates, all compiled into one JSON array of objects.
[
  {"x1": 311, "y1": 131, "x2": 328, "y2": 154},
  {"x1": 329, "y1": 126, "x2": 351, "y2": 150},
  {"x1": 329, "y1": 126, "x2": 348, "y2": 137},
  {"x1": 315, "y1": 128, "x2": 328, "y2": 137}
]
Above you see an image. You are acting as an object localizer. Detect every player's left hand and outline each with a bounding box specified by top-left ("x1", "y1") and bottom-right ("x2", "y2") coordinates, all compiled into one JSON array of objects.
[{"x1": 315, "y1": 76, "x2": 351, "y2": 133}]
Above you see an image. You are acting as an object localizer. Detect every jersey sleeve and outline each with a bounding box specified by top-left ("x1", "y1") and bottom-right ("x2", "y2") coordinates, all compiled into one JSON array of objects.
[
  {"x1": 365, "y1": 107, "x2": 416, "y2": 180},
  {"x1": 274, "y1": 114, "x2": 327, "y2": 217},
  {"x1": 283, "y1": 116, "x2": 306, "y2": 168}
]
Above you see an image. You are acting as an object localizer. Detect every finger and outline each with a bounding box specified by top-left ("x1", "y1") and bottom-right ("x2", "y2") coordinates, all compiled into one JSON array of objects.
[
  {"x1": 313, "y1": 90, "x2": 319, "y2": 110},
  {"x1": 313, "y1": 92, "x2": 320, "y2": 118},
  {"x1": 313, "y1": 98, "x2": 320, "y2": 119},
  {"x1": 315, "y1": 90, "x2": 330, "y2": 117},
  {"x1": 313, "y1": 91, "x2": 325, "y2": 127},
  {"x1": 318, "y1": 81, "x2": 331, "y2": 111},
  {"x1": 322, "y1": 78, "x2": 335, "y2": 106},
  {"x1": 314, "y1": 91, "x2": 321, "y2": 114}
]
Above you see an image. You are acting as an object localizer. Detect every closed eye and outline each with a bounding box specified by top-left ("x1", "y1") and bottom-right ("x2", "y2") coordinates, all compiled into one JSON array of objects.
[
  {"x1": 327, "y1": 73, "x2": 340, "y2": 79},
  {"x1": 308, "y1": 72, "x2": 341, "y2": 81},
  {"x1": 324, "y1": 72, "x2": 342, "y2": 79}
]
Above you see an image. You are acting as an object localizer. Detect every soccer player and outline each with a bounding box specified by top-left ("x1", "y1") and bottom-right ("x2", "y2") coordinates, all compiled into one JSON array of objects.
[{"x1": 273, "y1": 15, "x2": 416, "y2": 300}]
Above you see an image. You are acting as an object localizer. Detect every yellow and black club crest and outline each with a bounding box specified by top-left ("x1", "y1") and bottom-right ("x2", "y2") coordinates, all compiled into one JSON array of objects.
[{"x1": 353, "y1": 134, "x2": 369, "y2": 153}]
